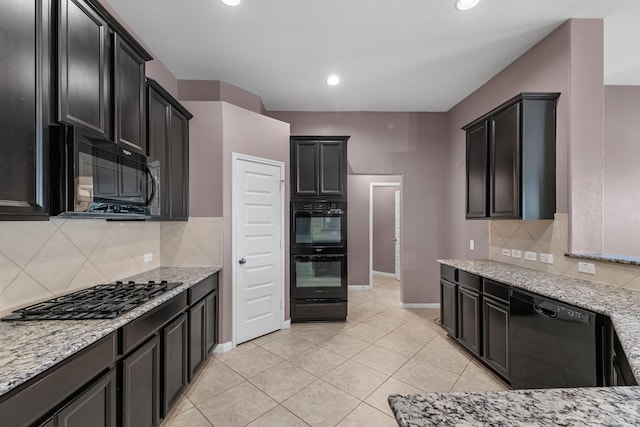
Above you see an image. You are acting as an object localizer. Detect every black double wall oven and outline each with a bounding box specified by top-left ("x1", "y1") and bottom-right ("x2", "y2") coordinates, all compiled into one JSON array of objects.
[{"x1": 291, "y1": 200, "x2": 348, "y2": 321}]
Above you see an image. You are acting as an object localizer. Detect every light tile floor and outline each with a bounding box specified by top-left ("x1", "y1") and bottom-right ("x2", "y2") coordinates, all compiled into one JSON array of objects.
[{"x1": 161, "y1": 275, "x2": 508, "y2": 427}]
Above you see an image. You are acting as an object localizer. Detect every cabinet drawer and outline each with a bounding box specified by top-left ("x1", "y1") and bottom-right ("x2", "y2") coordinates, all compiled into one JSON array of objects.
[
  {"x1": 120, "y1": 292, "x2": 187, "y2": 355},
  {"x1": 459, "y1": 271, "x2": 481, "y2": 291},
  {"x1": 440, "y1": 265, "x2": 457, "y2": 283},
  {"x1": 188, "y1": 273, "x2": 217, "y2": 305},
  {"x1": 291, "y1": 301, "x2": 347, "y2": 321},
  {"x1": 483, "y1": 279, "x2": 509, "y2": 304}
]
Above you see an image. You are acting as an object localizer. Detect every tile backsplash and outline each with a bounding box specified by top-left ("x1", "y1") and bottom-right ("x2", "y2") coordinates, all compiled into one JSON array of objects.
[
  {"x1": 490, "y1": 213, "x2": 640, "y2": 291},
  {"x1": 0, "y1": 217, "x2": 222, "y2": 315}
]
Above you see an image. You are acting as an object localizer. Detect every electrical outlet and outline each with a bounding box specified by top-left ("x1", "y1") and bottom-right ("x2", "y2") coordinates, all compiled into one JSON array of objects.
[
  {"x1": 502, "y1": 248, "x2": 511, "y2": 256},
  {"x1": 540, "y1": 253, "x2": 554, "y2": 264},
  {"x1": 525, "y1": 251, "x2": 537, "y2": 261},
  {"x1": 578, "y1": 262, "x2": 596, "y2": 275},
  {"x1": 469, "y1": 240, "x2": 475, "y2": 250},
  {"x1": 511, "y1": 249, "x2": 522, "y2": 258},
  {"x1": 144, "y1": 253, "x2": 153, "y2": 263}
]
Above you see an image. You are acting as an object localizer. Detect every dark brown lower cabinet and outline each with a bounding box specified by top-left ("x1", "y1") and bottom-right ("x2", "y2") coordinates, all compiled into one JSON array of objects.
[
  {"x1": 457, "y1": 286, "x2": 481, "y2": 356},
  {"x1": 205, "y1": 291, "x2": 218, "y2": 354},
  {"x1": 482, "y1": 298, "x2": 509, "y2": 379},
  {"x1": 122, "y1": 335, "x2": 160, "y2": 427},
  {"x1": 189, "y1": 298, "x2": 207, "y2": 381},
  {"x1": 440, "y1": 279, "x2": 457, "y2": 337},
  {"x1": 162, "y1": 313, "x2": 188, "y2": 416},
  {"x1": 50, "y1": 370, "x2": 116, "y2": 427}
]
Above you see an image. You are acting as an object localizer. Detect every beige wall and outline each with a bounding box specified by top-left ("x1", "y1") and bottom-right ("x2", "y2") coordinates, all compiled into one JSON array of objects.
[
  {"x1": 0, "y1": 219, "x2": 160, "y2": 315},
  {"x1": 269, "y1": 112, "x2": 448, "y2": 304},
  {"x1": 347, "y1": 175, "x2": 401, "y2": 286},
  {"x1": 490, "y1": 214, "x2": 640, "y2": 290},
  {"x1": 603, "y1": 86, "x2": 640, "y2": 258},
  {"x1": 373, "y1": 186, "x2": 397, "y2": 274},
  {"x1": 184, "y1": 101, "x2": 290, "y2": 344},
  {"x1": 446, "y1": 19, "x2": 606, "y2": 262}
]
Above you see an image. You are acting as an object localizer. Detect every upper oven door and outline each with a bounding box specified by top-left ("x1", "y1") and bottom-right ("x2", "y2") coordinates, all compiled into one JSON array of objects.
[{"x1": 292, "y1": 201, "x2": 346, "y2": 254}]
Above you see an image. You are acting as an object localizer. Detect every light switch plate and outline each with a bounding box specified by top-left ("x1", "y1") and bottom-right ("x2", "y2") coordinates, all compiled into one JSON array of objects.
[
  {"x1": 525, "y1": 251, "x2": 537, "y2": 261},
  {"x1": 578, "y1": 262, "x2": 596, "y2": 275},
  {"x1": 144, "y1": 253, "x2": 153, "y2": 263},
  {"x1": 511, "y1": 249, "x2": 522, "y2": 258},
  {"x1": 502, "y1": 248, "x2": 511, "y2": 256},
  {"x1": 469, "y1": 240, "x2": 475, "y2": 250},
  {"x1": 540, "y1": 253, "x2": 554, "y2": 264}
]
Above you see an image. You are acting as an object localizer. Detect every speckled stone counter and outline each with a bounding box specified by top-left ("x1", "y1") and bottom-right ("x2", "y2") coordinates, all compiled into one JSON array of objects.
[
  {"x1": 0, "y1": 267, "x2": 220, "y2": 397},
  {"x1": 388, "y1": 259, "x2": 640, "y2": 426},
  {"x1": 389, "y1": 387, "x2": 640, "y2": 426}
]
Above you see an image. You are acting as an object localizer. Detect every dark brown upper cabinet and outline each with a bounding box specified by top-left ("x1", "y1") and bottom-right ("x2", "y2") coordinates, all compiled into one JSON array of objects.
[
  {"x1": 114, "y1": 33, "x2": 146, "y2": 153},
  {"x1": 147, "y1": 79, "x2": 192, "y2": 220},
  {"x1": 291, "y1": 136, "x2": 349, "y2": 199},
  {"x1": 58, "y1": 0, "x2": 111, "y2": 137},
  {"x1": 58, "y1": 0, "x2": 151, "y2": 151},
  {"x1": 0, "y1": 0, "x2": 51, "y2": 220},
  {"x1": 465, "y1": 122, "x2": 488, "y2": 218},
  {"x1": 463, "y1": 93, "x2": 559, "y2": 220}
]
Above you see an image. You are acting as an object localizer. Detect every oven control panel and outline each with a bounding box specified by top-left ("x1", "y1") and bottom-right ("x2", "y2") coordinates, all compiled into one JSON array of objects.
[{"x1": 293, "y1": 201, "x2": 346, "y2": 212}]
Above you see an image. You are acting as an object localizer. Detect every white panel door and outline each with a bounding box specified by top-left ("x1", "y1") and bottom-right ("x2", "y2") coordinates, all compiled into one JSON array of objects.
[
  {"x1": 395, "y1": 190, "x2": 401, "y2": 281},
  {"x1": 234, "y1": 156, "x2": 283, "y2": 344}
]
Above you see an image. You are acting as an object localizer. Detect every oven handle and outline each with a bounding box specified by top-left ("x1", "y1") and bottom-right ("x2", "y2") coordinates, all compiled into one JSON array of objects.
[{"x1": 294, "y1": 254, "x2": 345, "y2": 260}]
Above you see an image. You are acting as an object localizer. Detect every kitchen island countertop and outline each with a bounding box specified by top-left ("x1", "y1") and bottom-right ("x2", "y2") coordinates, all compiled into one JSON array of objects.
[
  {"x1": 389, "y1": 259, "x2": 640, "y2": 426},
  {"x1": 0, "y1": 266, "x2": 220, "y2": 397}
]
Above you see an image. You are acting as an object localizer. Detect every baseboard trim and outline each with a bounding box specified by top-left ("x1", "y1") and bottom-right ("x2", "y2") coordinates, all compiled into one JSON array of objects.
[
  {"x1": 400, "y1": 303, "x2": 440, "y2": 309},
  {"x1": 283, "y1": 319, "x2": 291, "y2": 329},
  {"x1": 349, "y1": 285, "x2": 372, "y2": 291},
  {"x1": 212, "y1": 341, "x2": 233, "y2": 353},
  {"x1": 373, "y1": 271, "x2": 396, "y2": 278}
]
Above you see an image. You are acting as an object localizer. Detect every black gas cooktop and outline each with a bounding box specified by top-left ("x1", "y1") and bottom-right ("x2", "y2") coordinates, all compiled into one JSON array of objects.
[{"x1": 1, "y1": 281, "x2": 182, "y2": 321}]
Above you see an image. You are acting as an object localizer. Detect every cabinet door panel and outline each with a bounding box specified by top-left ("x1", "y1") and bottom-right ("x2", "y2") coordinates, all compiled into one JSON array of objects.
[
  {"x1": 189, "y1": 299, "x2": 207, "y2": 380},
  {"x1": 490, "y1": 103, "x2": 520, "y2": 218},
  {"x1": 59, "y1": 0, "x2": 111, "y2": 137},
  {"x1": 122, "y1": 336, "x2": 160, "y2": 427},
  {"x1": 458, "y1": 287, "x2": 481, "y2": 356},
  {"x1": 169, "y1": 109, "x2": 188, "y2": 219},
  {"x1": 163, "y1": 313, "x2": 188, "y2": 416},
  {"x1": 440, "y1": 280, "x2": 457, "y2": 337},
  {"x1": 115, "y1": 34, "x2": 145, "y2": 153},
  {"x1": 466, "y1": 123, "x2": 488, "y2": 218},
  {"x1": 0, "y1": 0, "x2": 49, "y2": 219},
  {"x1": 319, "y1": 141, "x2": 345, "y2": 196},
  {"x1": 482, "y1": 299, "x2": 509, "y2": 379},
  {"x1": 55, "y1": 370, "x2": 116, "y2": 427},
  {"x1": 205, "y1": 291, "x2": 218, "y2": 353},
  {"x1": 293, "y1": 142, "x2": 318, "y2": 196}
]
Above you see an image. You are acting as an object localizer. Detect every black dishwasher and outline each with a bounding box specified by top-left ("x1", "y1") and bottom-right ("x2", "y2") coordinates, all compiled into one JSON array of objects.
[{"x1": 510, "y1": 289, "x2": 603, "y2": 389}]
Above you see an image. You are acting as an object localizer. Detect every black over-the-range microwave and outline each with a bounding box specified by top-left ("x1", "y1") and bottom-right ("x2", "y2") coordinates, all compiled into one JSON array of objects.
[{"x1": 50, "y1": 125, "x2": 159, "y2": 219}]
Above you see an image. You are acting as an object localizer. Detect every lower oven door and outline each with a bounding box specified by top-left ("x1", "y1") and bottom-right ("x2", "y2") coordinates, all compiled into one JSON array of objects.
[{"x1": 292, "y1": 254, "x2": 347, "y2": 300}]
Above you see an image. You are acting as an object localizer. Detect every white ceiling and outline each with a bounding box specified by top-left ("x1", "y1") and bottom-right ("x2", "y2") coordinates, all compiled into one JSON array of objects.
[{"x1": 105, "y1": 0, "x2": 640, "y2": 112}]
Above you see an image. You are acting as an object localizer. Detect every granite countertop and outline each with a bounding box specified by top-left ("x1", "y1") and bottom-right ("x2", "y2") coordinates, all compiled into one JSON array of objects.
[
  {"x1": 389, "y1": 259, "x2": 640, "y2": 426},
  {"x1": 0, "y1": 266, "x2": 220, "y2": 398},
  {"x1": 389, "y1": 387, "x2": 640, "y2": 427}
]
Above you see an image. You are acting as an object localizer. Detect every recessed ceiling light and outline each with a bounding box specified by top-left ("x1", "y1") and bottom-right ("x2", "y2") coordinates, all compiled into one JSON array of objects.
[
  {"x1": 454, "y1": 0, "x2": 480, "y2": 11},
  {"x1": 326, "y1": 75, "x2": 340, "y2": 86},
  {"x1": 221, "y1": 0, "x2": 240, "y2": 6}
]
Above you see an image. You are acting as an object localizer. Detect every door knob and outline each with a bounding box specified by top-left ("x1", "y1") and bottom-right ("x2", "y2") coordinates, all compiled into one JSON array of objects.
[{"x1": 239, "y1": 258, "x2": 247, "y2": 265}]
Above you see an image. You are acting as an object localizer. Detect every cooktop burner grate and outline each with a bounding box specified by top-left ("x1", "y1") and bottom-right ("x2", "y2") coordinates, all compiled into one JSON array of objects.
[{"x1": 1, "y1": 281, "x2": 182, "y2": 321}]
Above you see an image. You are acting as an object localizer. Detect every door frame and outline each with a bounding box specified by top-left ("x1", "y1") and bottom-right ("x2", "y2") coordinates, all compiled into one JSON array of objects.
[
  {"x1": 369, "y1": 182, "x2": 401, "y2": 289},
  {"x1": 231, "y1": 152, "x2": 286, "y2": 348}
]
